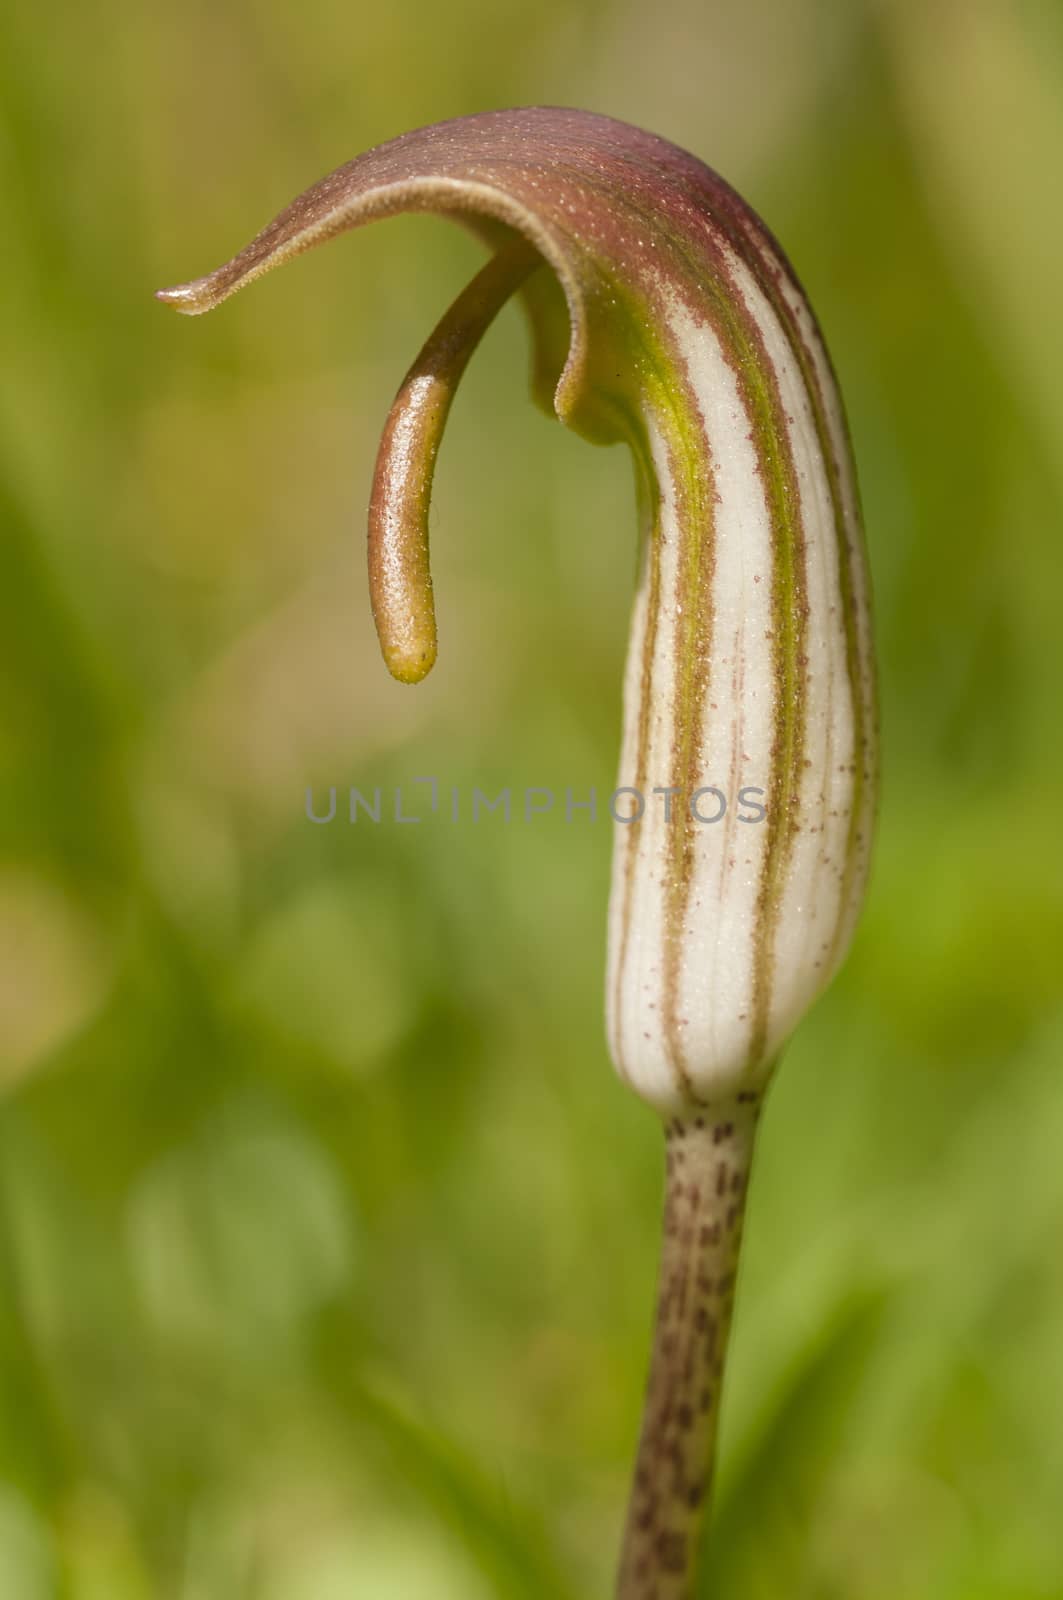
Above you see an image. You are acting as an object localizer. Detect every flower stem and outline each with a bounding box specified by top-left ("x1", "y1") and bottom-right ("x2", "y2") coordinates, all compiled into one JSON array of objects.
[{"x1": 617, "y1": 1096, "x2": 761, "y2": 1598}]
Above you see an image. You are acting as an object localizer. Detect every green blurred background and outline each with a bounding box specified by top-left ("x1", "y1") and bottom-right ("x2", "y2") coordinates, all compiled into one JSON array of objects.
[{"x1": 2, "y1": 0, "x2": 1062, "y2": 1595}]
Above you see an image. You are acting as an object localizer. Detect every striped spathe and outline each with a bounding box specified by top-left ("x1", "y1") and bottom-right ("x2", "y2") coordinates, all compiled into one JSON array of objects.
[{"x1": 156, "y1": 107, "x2": 877, "y2": 1112}]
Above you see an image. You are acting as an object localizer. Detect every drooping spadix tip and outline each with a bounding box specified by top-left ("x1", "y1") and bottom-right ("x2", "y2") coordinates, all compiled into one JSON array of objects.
[
  {"x1": 379, "y1": 627, "x2": 437, "y2": 686},
  {"x1": 155, "y1": 279, "x2": 219, "y2": 315},
  {"x1": 368, "y1": 240, "x2": 538, "y2": 688}
]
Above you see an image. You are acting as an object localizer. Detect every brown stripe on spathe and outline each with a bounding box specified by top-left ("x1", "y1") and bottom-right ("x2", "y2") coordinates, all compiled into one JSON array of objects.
[
  {"x1": 681, "y1": 193, "x2": 873, "y2": 971},
  {"x1": 654, "y1": 368, "x2": 718, "y2": 1099},
  {"x1": 737, "y1": 259, "x2": 871, "y2": 971},
  {"x1": 714, "y1": 275, "x2": 810, "y2": 1069},
  {"x1": 627, "y1": 157, "x2": 872, "y2": 915},
  {"x1": 638, "y1": 233, "x2": 808, "y2": 1084},
  {"x1": 575, "y1": 186, "x2": 815, "y2": 1082},
  {"x1": 660, "y1": 194, "x2": 846, "y2": 1063},
  {"x1": 532, "y1": 168, "x2": 835, "y2": 1087},
  {"x1": 610, "y1": 443, "x2": 664, "y2": 1085}
]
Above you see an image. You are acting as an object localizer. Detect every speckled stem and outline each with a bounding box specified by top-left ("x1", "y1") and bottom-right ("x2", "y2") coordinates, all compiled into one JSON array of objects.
[{"x1": 617, "y1": 1095, "x2": 761, "y2": 1598}]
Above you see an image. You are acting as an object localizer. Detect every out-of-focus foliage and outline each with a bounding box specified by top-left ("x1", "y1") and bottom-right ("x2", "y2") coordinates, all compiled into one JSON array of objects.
[{"x1": 1, "y1": 1, "x2": 1061, "y2": 1595}]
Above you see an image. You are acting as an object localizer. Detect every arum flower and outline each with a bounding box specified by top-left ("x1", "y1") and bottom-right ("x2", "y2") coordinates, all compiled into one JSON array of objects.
[{"x1": 159, "y1": 107, "x2": 877, "y2": 1598}]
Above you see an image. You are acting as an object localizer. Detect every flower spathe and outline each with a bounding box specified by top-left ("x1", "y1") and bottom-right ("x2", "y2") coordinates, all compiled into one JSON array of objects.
[
  {"x1": 159, "y1": 105, "x2": 878, "y2": 1599},
  {"x1": 159, "y1": 107, "x2": 876, "y2": 1117}
]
